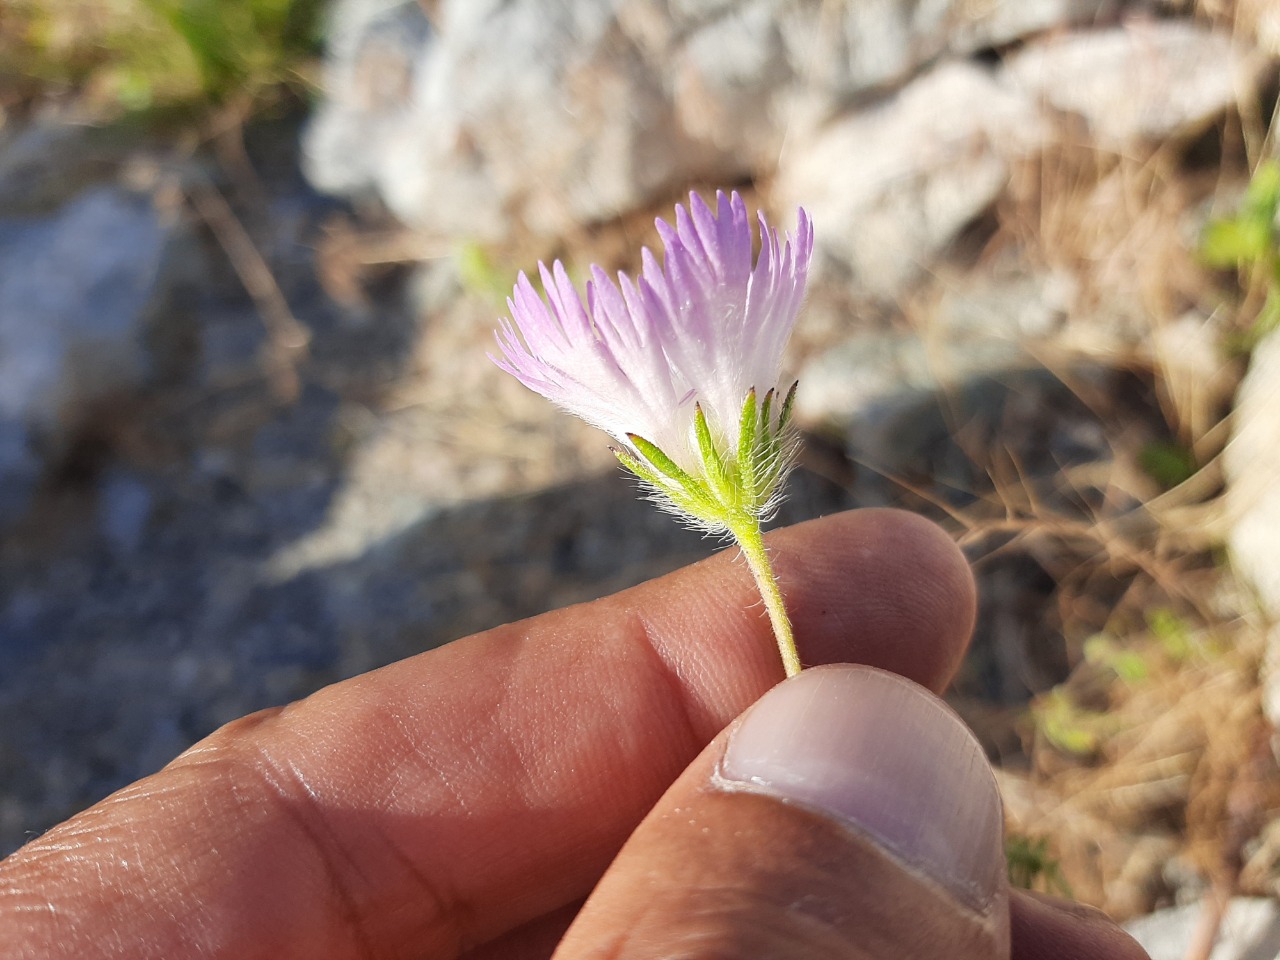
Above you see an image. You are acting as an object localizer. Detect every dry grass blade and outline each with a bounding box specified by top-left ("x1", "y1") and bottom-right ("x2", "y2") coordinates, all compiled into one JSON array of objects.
[{"x1": 185, "y1": 175, "x2": 310, "y2": 403}]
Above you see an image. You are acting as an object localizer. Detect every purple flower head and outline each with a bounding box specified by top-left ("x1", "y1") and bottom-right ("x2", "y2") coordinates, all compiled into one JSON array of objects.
[
  {"x1": 491, "y1": 191, "x2": 813, "y2": 477},
  {"x1": 491, "y1": 191, "x2": 814, "y2": 674}
]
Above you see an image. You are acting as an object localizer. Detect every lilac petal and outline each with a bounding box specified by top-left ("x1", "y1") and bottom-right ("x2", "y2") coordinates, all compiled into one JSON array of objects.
[
  {"x1": 550, "y1": 261, "x2": 591, "y2": 338},
  {"x1": 674, "y1": 199, "x2": 712, "y2": 273},
  {"x1": 714, "y1": 191, "x2": 752, "y2": 288},
  {"x1": 587, "y1": 265, "x2": 630, "y2": 347}
]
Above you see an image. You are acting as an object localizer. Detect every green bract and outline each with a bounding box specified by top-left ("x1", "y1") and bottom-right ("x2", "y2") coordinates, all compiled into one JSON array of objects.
[{"x1": 613, "y1": 384, "x2": 797, "y2": 535}]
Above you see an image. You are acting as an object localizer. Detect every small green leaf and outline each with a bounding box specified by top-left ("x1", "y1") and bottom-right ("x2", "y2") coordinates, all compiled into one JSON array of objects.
[
  {"x1": 613, "y1": 447, "x2": 664, "y2": 487},
  {"x1": 1138, "y1": 441, "x2": 1197, "y2": 491},
  {"x1": 693, "y1": 404, "x2": 735, "y2": 507},
  {"x1": 753, "y1": 383, "x2": 796, "y2": 493},
  {"x1": 1083, "y1": 635, "x2": 1148, "y2": 683},
  {"x1": 614, "y1": 447, "x2": 718, "y2": 521},
  {"x1": 1258, "y1": 292, "x2": 1280, "y2": 337},
  {"x1": 1111, "y1": 651, "x2": 1149, "y2": 683},
  {"x1": 1201, "y1": 219, "x2": 1272, "y2": 267},
  {"x1": 1033, "y1": 690, "x2": 1102, "y2": 757},
  {"x1": 1006, "y1": 834, "x2": 1072, "y2": 897},
  {"x1": 627, "y1": 433, "x2": 693, "y2": 485},
  {"x1": 1147, "y1": 608, "x2": 1193, "y2": 662},
  {"x1": 1243, "y1": 160, "x2": 1280, "y2": 220},
  {"x1": 457, "y1": 242, "x2": 512, "y2": 302}
]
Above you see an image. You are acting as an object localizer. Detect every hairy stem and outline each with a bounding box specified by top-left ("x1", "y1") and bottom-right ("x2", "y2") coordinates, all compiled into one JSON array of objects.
[{"x1": 730, "y1": 520, "x2": 802, "y2": 678}]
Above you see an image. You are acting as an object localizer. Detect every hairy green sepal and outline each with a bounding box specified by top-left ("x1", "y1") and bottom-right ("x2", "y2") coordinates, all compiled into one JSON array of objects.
[{"x1": 612, "y1": 386, "x2": 797, "y2": 533}]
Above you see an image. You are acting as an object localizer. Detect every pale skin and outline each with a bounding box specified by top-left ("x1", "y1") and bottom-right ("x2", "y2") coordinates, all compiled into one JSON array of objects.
[{"x1": 0, "y1": 509, "x2": 1148, "y2": 959}]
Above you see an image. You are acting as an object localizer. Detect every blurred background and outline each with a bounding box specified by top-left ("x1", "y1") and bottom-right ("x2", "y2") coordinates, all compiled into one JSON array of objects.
[{"x1": 1, "y1": 0, "x2": 1279, "y2": 953}]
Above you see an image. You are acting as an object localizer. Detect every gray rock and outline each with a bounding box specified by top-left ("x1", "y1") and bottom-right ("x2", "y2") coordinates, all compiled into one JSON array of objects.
[
  {"x1": 775, "y1": 61, "x2": 1047, "y2": 299},
  {"x1": 0, "y1": 187, "x2": 180, "y2": 521},
  {"x1": 98, "y1": 471, "x2": 154, "y2": 554},
  {"x1": 305, "y1": 0, "x2": 1122, "y2": 240},
  {"x1": 0, "y1": 421, "x2": 39, "y2": 526},
  {"x1": 1003, "y1": 21, "x2": 1268, "y2": 148},
  {"x1": 1125, "y1": 898, "x2": 1280, "y2": 960},
  {"x1": 792, "y1": 259, "x2": 1101, "y2": 515},
  {"x1": 0, "y1": 122, "x2": 130, "y2": 216},
  {"x1": 796, "y1": 261, "x2": 1075, "y2": 426}
]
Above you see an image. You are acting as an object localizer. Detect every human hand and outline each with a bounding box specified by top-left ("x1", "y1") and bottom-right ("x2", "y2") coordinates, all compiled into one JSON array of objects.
[{"x1": 0, "y1": 509, "x2": 1147, "y2": 959}]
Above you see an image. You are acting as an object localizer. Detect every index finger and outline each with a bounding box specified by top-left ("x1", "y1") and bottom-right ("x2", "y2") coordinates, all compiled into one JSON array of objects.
[{"x1": 0, "y1": 509, "x2": 975, "y2": 960}]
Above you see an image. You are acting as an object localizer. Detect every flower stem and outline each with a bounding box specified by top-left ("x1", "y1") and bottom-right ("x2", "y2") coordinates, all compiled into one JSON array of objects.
[{"x1": 730, "y1": 519, "x2": 802, "y2": 678}]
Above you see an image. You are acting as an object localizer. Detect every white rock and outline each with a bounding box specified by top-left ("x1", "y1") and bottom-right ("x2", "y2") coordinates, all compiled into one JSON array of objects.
[
  {"x1": 1003, "y1": 21, "x2": 1266, "y2": 148},
  {"x1": 307, "y1": 0, "x2": 721, "y2": 239},
  {"x1": 775, "y1": 61, "x2": 1047, "y2": 299},
  {"x1": 302, "y1": 1, "x2": 441, "y2": 215},
  {"x1": 305, "y1": 0, "x2": 1121, "y2": 240},
  {"x1": 675, "y1": 0, "x2": 1121, "y2": 151},
  {"x1": 1125, "y1": 898, "x2": 1280, "y2": 960}
]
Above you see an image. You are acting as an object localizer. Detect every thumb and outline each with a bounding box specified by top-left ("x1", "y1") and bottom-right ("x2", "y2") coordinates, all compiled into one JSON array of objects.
[{"x1": 553, "y1": 665, "x2": 1009, "y2": 959}]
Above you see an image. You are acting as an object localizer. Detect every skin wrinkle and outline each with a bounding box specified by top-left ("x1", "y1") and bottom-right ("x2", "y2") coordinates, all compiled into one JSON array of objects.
[
  {"x1": 198, "y1": 725, "x2": 470, "y2": 960},
  {"x1": 373, "y1": 744, "x2": 483, "y2": 959},
  {"x1": 625, "y1": 603, "x2": 707, "y2": 788},
  {"x1": 244, "y1": 749, "x2": 379, "y2": 960},
  {"x1": 178, "y1": 741, "x2": 322, "y2": 955},
  {"x1": 295, "y1": 695, "x2": 490, "y2": 957},
  {"x1": 9, "y1": 764, "x2": 214, "y2": 957},
  {"x1": 512, "y1": 622, "x2": 673, "y2": 834}
]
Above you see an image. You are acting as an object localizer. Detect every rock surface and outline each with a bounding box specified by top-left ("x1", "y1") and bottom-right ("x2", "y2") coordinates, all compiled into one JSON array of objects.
[
  {"x1": 1125, "y1": 898, "x2": 1280, "y2": 960},
  {"x1": 775, "y1": 61, "x2": 1046, "y2": 299},
  {"x1": 306, "y1": 0, "x2": 1126, "y2": 240},
  {"x1": 1003, "y1": 20, "x2": 1265, "y2": 148}
]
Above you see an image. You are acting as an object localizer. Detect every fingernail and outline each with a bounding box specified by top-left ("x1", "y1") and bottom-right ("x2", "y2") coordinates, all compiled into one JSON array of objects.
[{"x1": 719, "y1": 665, "x2": 1004, "y2": 913}]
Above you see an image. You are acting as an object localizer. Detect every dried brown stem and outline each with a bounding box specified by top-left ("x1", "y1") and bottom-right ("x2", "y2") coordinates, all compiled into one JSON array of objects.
[{"x1": 186, "y1": 176, "x2": 310, "y2": 403}]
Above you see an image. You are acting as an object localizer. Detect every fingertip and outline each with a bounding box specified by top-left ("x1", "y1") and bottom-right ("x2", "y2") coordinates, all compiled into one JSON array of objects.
[
  {"x1": 771, "y1": 509, "x2": 976, "y2": 692},
  {"x1": 555, "y1": 665, "x2": 1008, "y2": 960},
  {"x1": 720, "y1": 665, "x2": 1005, "y2": 914}
]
